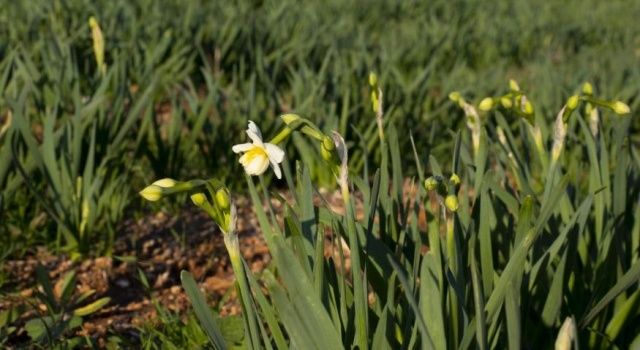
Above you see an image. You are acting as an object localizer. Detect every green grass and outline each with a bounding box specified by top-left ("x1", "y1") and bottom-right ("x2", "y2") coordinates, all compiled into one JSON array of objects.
[{"x1": 1, "y1": 0, "x2": 639, "y2": 255}]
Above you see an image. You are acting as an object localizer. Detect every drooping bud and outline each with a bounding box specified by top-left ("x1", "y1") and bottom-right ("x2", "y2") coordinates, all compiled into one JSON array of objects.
[
  {"x1": 611, "y1": 101, "x2": 630, "y2": 115},
  {"x1": 582, "y1": 82, "x2": 593, "y2": 96},
  {"x1": 139, "y1": 185, "x2": 163, "y2": 201},
  {"x1": 139, "y1": 178, "x2": 177, "y2": 201}
]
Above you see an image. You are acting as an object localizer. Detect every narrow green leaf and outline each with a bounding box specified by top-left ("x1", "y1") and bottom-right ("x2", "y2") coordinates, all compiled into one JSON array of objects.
[{"x1": 180, "y1": 271, "x2": 226, "y2": 350}]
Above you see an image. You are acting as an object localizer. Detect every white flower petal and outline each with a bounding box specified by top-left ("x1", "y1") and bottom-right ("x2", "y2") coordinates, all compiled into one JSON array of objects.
[
  {"x1": 243, "y1": 154, "x2": 270, "y2": 175},
  {"x1": 232, "y1": 143, "x2": 254, "y2": 153},
  {"x1": 270, "y1": 159, "x2": 282, "y2": 179},
  {"x1": 246, "y1": 121, "x2": 263, "y2": 145},
  {"x1": 265, "y1": 143, "x2": 285, "y2": 163}
]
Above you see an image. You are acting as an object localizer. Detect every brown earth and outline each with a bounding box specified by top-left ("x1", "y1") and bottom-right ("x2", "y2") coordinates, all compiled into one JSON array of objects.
[{"x1": 0, "y1": 182, "x2": 426, "y2": 348}]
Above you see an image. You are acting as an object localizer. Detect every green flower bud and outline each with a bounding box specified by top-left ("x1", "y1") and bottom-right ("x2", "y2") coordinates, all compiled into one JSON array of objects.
[
  {"x1": 611, "y1": 101, "x2": 630, "y2": 115},
  {"x1": 500, "y1": 96, "x2": 513, "y2": 109},
  {"x1": 190, "y1": 192, "x2": 208, "y2": 207},
  {"x1": 424, "y1": 177, "x2": 438, "y2": 191},
  {"x1": 139, "y1": 178, "x2": 177, "y2": 201},
  {"x1": 215, "y1": 188, "x2": 231, "y2": 210},
  {"x1": 153, "y1": 178, "x2": 177, "y2": 188},
  {"x1": 448, "y1": 91, "x2": 461, "y2": 103},
  {"x1": 140, "y1": 185, "x2": 163, "y2": 201},
  {"x1": 445, "y1": 195, "x2": 459, "y2": 212},
  {"x1": 509, "y1": 79, "x2": 520, "y2": 92},
  {"x1": 369, "y1": 72, "x2": 378, "y2": 87},
  {"x1": 320, "y1": 135, "x2": 336, "y2": 162},
  {"x1": 478, "y1": 97, "x2": 494, "y2": 111},
  {"x1": 582, "y1": 82, "x2": 593, "y2": 95},
  {"x1": 281, "y1": 114, "x2": 301, "y2": 125},
  {"x1": 523, "y1": 100, "x2": 534, "y2": 115},
  {"x1": 567, "y1": 95, "x2": 579, "y2": 110},
  {"x1": 449, "y1": 173, "x2": 461, "y2": 188}
]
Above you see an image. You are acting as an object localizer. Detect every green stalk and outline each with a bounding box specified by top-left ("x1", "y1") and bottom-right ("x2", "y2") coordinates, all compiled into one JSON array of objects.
[
  {"x1": 445, "y1": 209, "x2": 459, "y2": 349},
  {"x1": 343, "y1": 184, "x2": 368, "y2": 349},
  {"x1": 224, "y1": 234, "x2": 262, "y2": 349}
]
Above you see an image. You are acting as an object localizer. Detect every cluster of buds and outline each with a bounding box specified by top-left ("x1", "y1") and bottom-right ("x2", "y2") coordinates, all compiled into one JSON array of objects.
[
  {"x1": 278, "y1": 114, "x2": 346, "y2": 181},
  {"x1": 139, "y1": 178, "x2": 235, "y2": 234},
  {"x1": 476, "y1": 79, "x2": 535, "y2": 123},
  {"x1": 424, "y1": 173, "x2": 461, "y2": 213}
]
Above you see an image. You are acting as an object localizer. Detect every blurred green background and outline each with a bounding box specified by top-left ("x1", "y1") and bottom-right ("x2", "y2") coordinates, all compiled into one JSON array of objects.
[{"x1": 1, "y1": 0, "x2": 638, "y2": 256}]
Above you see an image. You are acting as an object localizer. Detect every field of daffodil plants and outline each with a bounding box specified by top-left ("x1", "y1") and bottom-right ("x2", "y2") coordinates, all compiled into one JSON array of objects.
[{"x1": 2, "y1": 0, "x2": 640, "y2": 348}]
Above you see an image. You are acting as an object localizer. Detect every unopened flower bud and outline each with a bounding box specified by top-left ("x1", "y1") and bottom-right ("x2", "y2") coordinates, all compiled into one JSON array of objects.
[
  {"x1": 320, "y1": 135, "x2": 335, "y2": 162},
  {"x1": 215, "y1": 188, "x2": 231, "y2": 210},
  {"x1": 582, "y1": 82, "x2": 593, "y2": 95},
  {"x1": 445, "y1": 195, "x2": 459, "y2": 212},
  {"x1": 281, "y1": 114, "x2": 301, "y2": 125},
  {"x1": 139, "y1": 178, "x2": 177, "y2": 201},
  {"x1": 153, "y1": 178, "x2": 177, "y2": 188},
  {"x1": 369, "y1": 72, "x2": 378, "y2": 87},
  {"x1": 190, "y1": 192, "x2": 208, "y2": 207},
  {"x1": 478, "y1": 98, "x2": 494, "y2": 111},
  {"x1": 500, "y1": 96, "x2": 513, "y2": 109},
  {"x1": 140, "y1": 185, "x2": 163, "y2": 201},
  {"x1": 611, "y1": 101, "x2": 630, "y2": 115},
  {"x1": 424, "y1": 177, "x2": 438, "y2": 191},
  {"x1": 567, "y1": 95, "x2": 579, "y2": 111},
  {"x1": 523, "y1": 99, "x2": 534, "y2": 115},
  {"x1": 509, "y1": 79, "x2": 520, "y2": 92},
  {"x1": 448, "y1": 91, "x2": 461, "y2": 103},
  {"x1": 449, "y1": 173, "x2": 461, "y2": 188}
]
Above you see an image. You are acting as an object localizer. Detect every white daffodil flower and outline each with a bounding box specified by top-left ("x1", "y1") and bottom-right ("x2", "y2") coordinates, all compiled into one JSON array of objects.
[{"x1": 232, "y1": 121, "x2": 285, "y2": 179}]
